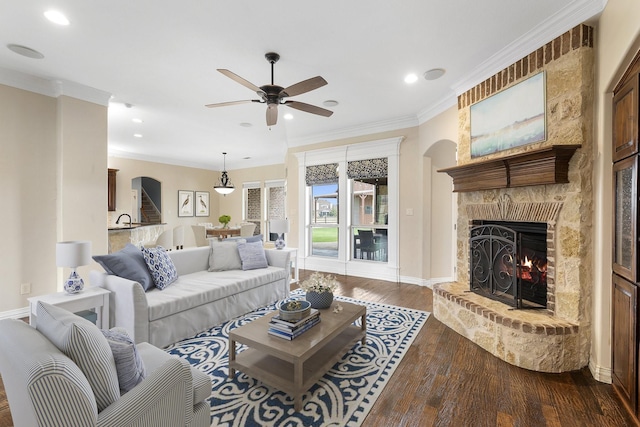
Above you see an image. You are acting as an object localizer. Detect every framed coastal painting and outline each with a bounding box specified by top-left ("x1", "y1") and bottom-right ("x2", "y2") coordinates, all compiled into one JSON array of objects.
[
  {"x1": 470, "y1": 71, "x2": 546, "y2": 158},
  {"x1": 178, "y1": 190, "x2": 194, "y2": 217},
  {"x1": 195, "y1": 191, "x2": 210, "y2": 217}
]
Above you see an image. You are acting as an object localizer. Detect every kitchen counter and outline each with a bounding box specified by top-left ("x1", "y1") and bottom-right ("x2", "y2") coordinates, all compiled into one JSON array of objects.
[{"x1": 108, "y1": 223, "x2": 166, "y2": 253}]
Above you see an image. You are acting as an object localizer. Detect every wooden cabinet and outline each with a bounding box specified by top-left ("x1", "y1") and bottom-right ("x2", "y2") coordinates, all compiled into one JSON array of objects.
[
  {"x1": 613, "y1": 74, "x2": 639, "y2": 162},
  {"x1": 612, "y1": 60, "x2": 640, "y2": 422},
  {"x1": 108, "y1": 169, "x2": 118, "y2": 211},
  {"x1": 612, "y1": 274, "x2": 638, "y2": 413}
]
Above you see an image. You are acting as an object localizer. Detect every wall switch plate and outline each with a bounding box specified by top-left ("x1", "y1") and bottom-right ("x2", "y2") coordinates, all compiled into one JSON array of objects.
[
  {"x1": 20, "y1": 283, "x2": 31, "y2": 295},
  {"x1": 406, "y1": 208, "x2": 414, "y2": 216}
]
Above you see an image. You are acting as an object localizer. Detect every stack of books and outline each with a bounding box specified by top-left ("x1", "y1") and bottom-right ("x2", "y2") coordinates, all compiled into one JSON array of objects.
[{"x1": 268, "y1": 308, "x2": 321, "y2": 340}]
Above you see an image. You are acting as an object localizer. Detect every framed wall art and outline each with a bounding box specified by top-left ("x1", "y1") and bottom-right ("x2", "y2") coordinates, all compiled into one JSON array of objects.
[
  {"x1": 470, "y1": 71, "x2": 546, "y2": 158},
  {"x1": 195, "y1": 191, "x2": 210, "y2": 217},
  {"x1": 178, "y1": 190, "x2": 194, "y2": 217}
]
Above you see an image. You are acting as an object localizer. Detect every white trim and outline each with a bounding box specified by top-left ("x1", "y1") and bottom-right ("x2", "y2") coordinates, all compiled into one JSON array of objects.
[
  {"x1": 264, "y1": 179, "x2": 285, "y2": 188},
  {"x1": 451, "y1": 0, "x2": 605, "y2": 96},
  {"x1": 588, "y1": 359, "x2": 612, "y2": 384},
  {"x1": 0, "y1": 67, "x2": 111, "y2": 106},
  {"x1": 242, "y1": 181, "x2": 261, "y2": 189},
  {"x1": 417, "y1": 94, "x2": 458, "y2": 125},
  {"x1": 0, "y1": 306, "x2": 30, "y2": 321},
  {"x1": 288, "y1": 116, "x2": 417, "y2": 147}
]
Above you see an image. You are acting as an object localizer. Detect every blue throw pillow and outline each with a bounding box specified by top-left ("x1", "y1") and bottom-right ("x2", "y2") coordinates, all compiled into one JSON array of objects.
[
  {"x1": 93, "y1": 243, "x2": 155, "y2": 291},
  {"x1": 237, "y1": 241, "x2": 268, "y2": 270},
  {"x1": 225, "y1": 234, "x2": 263, "y2": 243},
  {"x1": 141, "y1": 246, "x2": 178, "y2": 290}
]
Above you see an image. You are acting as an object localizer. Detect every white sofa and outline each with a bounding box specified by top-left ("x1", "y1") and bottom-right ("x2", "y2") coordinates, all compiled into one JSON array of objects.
[{"x1": 91, "y1": 246, "x2": 290, "y2": 348}]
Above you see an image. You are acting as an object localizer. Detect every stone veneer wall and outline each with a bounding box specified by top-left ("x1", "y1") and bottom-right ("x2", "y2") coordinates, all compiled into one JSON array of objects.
[{"x1": 433, "y1": 24, "x2": 595, "y2": 371}]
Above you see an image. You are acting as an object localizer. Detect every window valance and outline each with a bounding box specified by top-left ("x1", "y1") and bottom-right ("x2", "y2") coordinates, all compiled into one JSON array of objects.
[
  {"x1": 347, "y1": 157, "x2": 388, "y2": 180},
  {"x1": 305, "y1": 163, "x2": 339, "y2": 186}
]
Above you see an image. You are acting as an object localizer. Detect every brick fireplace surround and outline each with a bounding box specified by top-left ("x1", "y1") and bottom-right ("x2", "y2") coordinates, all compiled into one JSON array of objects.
[{"x1": 433, "y1": 25, "x2": 594, "y2": 372}]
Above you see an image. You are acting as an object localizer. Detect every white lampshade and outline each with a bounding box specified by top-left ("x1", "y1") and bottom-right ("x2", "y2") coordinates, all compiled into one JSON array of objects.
[
  {"x1": 270, "y1": 219, "x2": 290, "y2": 234},
  {"x1": 56, "y1": 241, "x2": 92, "y2": 268}
]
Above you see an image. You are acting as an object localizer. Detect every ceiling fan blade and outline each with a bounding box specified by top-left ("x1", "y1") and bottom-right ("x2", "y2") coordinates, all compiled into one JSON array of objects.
[
  {"x1": 266, "y1": 105, "x2": 278, "y2": 126},
  {"x1": 205, "y1": 100, "x2": 256, "y2": 108},
  {"x1": 280, "y1": 76, "x2": 328, "y2": 97},
  {"x1": 284, "y1": 100, "x2": 333, "y2": 117},
  {"x1": 217, "y1": 69, "x2": 266, "y2": 97}
]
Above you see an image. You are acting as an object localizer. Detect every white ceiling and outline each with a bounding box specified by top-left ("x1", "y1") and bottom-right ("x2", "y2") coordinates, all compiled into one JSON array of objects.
[{"x1": 0, "y1": 1, "x2": 604, "y2": 171}]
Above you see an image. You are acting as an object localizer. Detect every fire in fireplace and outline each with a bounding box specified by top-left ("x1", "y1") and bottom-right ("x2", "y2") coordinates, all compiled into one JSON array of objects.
[{"x1": 469, "y1": 220, "x2": 548, "y2": 309}]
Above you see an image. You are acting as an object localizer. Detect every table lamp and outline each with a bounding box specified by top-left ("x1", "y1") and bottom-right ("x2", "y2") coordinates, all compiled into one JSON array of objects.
[
  {"x1": 56, "y1": 241, "x2": 92, "y2": 294},
  {"x1": 270, "y1": 219, "x2": 290, "y2": 250}
]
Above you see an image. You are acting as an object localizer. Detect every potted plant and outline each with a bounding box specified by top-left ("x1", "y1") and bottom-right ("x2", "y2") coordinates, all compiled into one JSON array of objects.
[
  {"x1": 218, "y1": 214, "x2": 231, "y2": 228},
  {"x1": 300, "y1": 272, "x2": 338, "y2": 309}
]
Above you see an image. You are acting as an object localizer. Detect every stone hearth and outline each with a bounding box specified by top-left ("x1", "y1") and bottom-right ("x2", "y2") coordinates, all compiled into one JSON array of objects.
[{"x1": 433, "y1": 24, "x2": 593, "y2": 373}]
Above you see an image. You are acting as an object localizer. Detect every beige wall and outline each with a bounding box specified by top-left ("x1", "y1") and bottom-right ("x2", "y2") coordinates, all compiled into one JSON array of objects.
[
  {"x1": 0, "y1": 85, "x2": 107, "y2": 312},
  {"x1": 107, "y1": 157, "x2": 219, "y2": 248},
  {"x1": 591, "y1": 0, "x2": 640, "y2": 379}
]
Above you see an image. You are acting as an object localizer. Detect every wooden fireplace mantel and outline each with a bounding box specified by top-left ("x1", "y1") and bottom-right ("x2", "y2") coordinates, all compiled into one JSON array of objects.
[{"x1": 438, "y1": 145, "x2": 581, "y2": 192}]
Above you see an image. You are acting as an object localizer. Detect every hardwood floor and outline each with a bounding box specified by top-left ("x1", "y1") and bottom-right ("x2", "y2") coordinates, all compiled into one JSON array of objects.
[{"x1": 0, "y1": 272, "x2": 635, "y2": 426}]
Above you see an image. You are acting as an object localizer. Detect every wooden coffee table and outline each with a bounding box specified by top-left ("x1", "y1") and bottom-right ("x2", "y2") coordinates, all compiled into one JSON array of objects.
[{"x1": 228, "y1": 301, "x2": 366, "y2": 411}]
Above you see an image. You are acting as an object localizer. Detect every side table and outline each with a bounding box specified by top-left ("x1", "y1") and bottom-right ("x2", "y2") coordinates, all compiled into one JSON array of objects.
[
  {"x1": 267, "y1": 247, "x2": 299, "y2": 284},
  {"x1": 28, "y1": 286, "x2": 110, "y2": 328}
]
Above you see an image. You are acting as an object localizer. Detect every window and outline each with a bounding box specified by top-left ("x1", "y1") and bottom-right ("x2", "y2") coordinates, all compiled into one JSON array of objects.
[
  {"x1": 265, "y1": 179, "x2": 286, "y2": 241},
  {"x1": 295, "y1": 137, "x2": 401, "y2": 280},
  {"x1": 243, "y1": 182, "x2": 261, "y2": 234}
]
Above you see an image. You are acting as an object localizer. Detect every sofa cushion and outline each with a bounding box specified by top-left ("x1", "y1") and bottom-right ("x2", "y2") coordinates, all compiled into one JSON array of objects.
[
  {"x1": 237, "y1": 241, "x2": 268, "y2": 270},
  {"x1": 142, "y1": 246, "x2": 178, "y2": 290},
  {"x1": 101, "y1": 328, "x2": 146, "y2": 394},
  {"x1": 208, "y1": 241, "x2": 243, "y2": 271},
  {"x1": 145, "y1": 267, "x2": 288, "y2": 321},
  {"x1": 36, "y1": 301, "x2": 120, "y2": 412},
  {"x1": 93, "y1": 243, "x2": 155, "y2": 291},
  {"x1": 225, "y1": 234, "x2": 263, "y2": 243}
]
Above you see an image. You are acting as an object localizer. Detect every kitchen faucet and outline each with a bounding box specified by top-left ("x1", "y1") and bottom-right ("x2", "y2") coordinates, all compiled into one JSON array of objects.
[{"x1": 116, "y1": 213, "x2": 132, "y2": 225}]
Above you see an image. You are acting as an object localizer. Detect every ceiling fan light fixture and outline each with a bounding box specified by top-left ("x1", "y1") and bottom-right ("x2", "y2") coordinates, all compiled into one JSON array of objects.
[
  {"x1": 424, "y1": 68, "x2": 446, "y2": 81},
  {"x1": 284, "y1": 113, "x2": 294, "y2": 120},
  {"x1": 214, "y1": 152, "x2": 235, "y2": 196}
]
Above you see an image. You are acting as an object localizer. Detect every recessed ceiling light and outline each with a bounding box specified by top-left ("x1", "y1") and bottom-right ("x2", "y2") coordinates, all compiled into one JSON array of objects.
[
  {"x1": 424, "y1": 68, "x2": 446, "y2": 80},
  {"x1": 243, "y1": 157, "x2": 251, "y2": 160},
  {"x1": 404, "y1": 73, "x2": 418, "y2": 84},
  {"x1": 44, "y1": 10, "x2": 70, "y2": 26},
  {"x1": 7, "y1": 44, "x2": 44, "y2": 59},
  {"x1": 323, "y1": 100, "x2": 339, "y2": 107},
  {"x1": 132, "y1": 118, "x2": 143, "y2": 123},
  {"x1": 284, "y1": 113, "x2": 294, "y2": 120},
  {"x1": 133, "y1": 133, "x2": 143, "y2": 138},
  {"x1": 239, "y1": 122, "x2": 252, "y2": 127}
]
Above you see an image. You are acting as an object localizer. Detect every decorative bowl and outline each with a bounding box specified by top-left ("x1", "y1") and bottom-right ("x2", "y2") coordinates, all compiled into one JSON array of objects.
[{"x1": 278, "y1": 300, "x2": 311, "y2": 321}]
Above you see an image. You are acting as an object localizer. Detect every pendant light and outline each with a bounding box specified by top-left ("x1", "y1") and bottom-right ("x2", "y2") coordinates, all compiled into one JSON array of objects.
[{"x1": 214, "y1": 152, "x2": 235, "y2": 195}]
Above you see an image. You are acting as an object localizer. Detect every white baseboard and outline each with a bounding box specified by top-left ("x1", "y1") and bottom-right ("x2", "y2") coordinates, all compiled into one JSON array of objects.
[
  {"x1": 589, "y1": 359, "x2": 612, "y2": 384},
  {"x1": 0, "y1": 306, "x2": 29, "y2": 321}
]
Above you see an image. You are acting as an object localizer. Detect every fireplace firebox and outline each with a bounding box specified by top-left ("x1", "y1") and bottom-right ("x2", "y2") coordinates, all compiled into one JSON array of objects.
[{"x1": 469, "y1": 220, "x2": 547, "y2": 309}]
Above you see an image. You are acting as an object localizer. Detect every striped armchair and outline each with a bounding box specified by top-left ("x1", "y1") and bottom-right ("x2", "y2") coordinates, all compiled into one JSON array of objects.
[{"x1": 0, "y1": 317, "x2": 211, "y2": 427}]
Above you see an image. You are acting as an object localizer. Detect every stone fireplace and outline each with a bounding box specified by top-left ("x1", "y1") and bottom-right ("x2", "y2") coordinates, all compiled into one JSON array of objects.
[{"x1": 432, "y1": 24, "x2": 594, "y2": 373}]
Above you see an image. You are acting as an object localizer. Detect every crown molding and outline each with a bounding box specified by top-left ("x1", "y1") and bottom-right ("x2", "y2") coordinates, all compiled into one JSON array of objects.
[
  {"x1": 451, "y1": 0, "x2": 606, "y2": 96},
  {"x1": 287, "y1": 115, "x2": 418, "y2": 147},
  {"x1": 0, "y1": 67, "x2": 111, "y2": 106},
  {"x1": 417, "y1": 91, "x2": 458, "y2": 125}
]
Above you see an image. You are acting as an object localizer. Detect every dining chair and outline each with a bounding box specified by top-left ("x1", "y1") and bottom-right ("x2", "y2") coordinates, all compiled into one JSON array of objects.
[
  {"x1": 154, "y1": 229, "x2": 173, "y2": 250},
  {"x1": 356, "y1": 230, "x2": 381, "y2": 260},
  {"x1": 173, "y1": 225, "x2": 185, "y2": 250},
  {"x1": 240, "y1": 222, "x2": 257, "y2": 237},
  {"x1": 191, "y1": 225, "x2": 208, "y2": 247}
]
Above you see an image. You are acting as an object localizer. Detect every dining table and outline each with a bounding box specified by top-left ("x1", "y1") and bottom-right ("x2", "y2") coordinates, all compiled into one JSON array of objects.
[{"x1": 206, "y1": 227, "x2": 241, "y2": 240}]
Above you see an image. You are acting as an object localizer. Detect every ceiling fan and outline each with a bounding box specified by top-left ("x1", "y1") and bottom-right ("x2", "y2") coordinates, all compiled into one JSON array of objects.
[{"x1": 206, "y1": 52, "x2": 333, "y2": 126}]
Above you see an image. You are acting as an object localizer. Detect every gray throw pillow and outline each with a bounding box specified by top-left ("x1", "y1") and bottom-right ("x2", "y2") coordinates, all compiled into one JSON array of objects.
[
  {"x1": 36, "y1": 301, "x2": 120, "y2": 412},
  {"x1": 101, "y1": 329, "x2": 146, "y2": 394},
  {"x1": 208, "y1": 241, "x2": 243, "y2": 271},
  {"x1": 93, "y1": 243, "x2": 155, "y2": 291},
  {"x1": 237, "y1": 241, "x2": 268, "y2": 270}
]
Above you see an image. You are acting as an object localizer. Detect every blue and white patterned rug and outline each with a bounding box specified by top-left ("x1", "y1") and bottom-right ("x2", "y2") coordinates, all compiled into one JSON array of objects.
[{"x1": 165, "y1": 289, "x2": 430, "y2": 427}]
